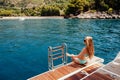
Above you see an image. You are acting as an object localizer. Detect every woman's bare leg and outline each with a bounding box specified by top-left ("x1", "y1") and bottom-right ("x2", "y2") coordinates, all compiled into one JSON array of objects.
[
  {"x1": 66, "y1": 53, "x2": 80, "y2": 64},
  {"x1": 71, "y1": 56, "x2": 80, "y2": 64}
]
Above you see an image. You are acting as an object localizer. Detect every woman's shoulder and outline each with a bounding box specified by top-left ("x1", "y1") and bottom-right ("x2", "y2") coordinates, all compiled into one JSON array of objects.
[
  {"x1": 83, "y1": 47, "x2": 88, "y2": 53},
  {"x1": 78, "y1": 47, "x2": 87, "y2": 55}
]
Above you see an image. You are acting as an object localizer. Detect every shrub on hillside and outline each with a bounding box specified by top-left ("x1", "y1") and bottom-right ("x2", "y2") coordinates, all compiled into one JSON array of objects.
[
  {"x1": 0, "y1": 9, "x2": 13, "y2": 16},
  {"x1": 107, "y1": 8, "x2": 113, "y2": 14},
  {"x1": 41, "y1": 5, "x2": 60, "y2": 16},
  {"x1": 22, "y1": 7, "x2": 41, "y2": 16},
  {"x1": 65, "y1": 0, "x2": 89, "y2": 16}
]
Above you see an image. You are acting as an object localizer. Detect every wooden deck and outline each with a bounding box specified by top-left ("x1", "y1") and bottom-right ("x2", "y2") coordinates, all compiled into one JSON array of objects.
[
  {"x1": 28, "y1": 52, "x2": 120, "y2": 80},
  {"x1": 28, "y1": 56, "x2": 104, "y2": 80},
  {"x1": 28, "y1": 62, "x2": 102, "y2": 80}
]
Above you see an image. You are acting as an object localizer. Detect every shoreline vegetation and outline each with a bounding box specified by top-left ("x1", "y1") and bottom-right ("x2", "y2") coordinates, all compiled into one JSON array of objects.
[{"x1": 0, "y1": 0, "x2": 120, "y2": 19}]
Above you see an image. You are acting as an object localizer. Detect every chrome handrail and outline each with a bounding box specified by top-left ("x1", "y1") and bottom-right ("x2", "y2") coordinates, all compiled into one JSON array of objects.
[{"x1": 48, "y1": 43, "x2": 67, "y2": 70}]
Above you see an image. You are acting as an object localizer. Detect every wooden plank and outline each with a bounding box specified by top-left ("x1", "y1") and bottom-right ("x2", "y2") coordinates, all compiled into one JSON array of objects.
[
  {"x1": 96, "y1": 68, "x2": 120, "y2": 80},
  {"x1": 64, "y1": 63, "x2": 84, "y2": 72},
  {"x1": 64, "y1": 64, "x2": 102, "y2": 80},
  {"x1": 94, "y1": 73, "x2": 111, "y2": 80},
  {"x1": 65, "y1": 72, "x2": 85, "y2": 80},
  {"x1": 28, "y1": 56, "x2": 104, "y2": 80},
  {"x1": 31, "y1": 73, "x2": 50, "y2": 80},
  {"x1": 84, "y1": 64, "x2": 101, "y2": 73},
  {"x1": 47, "y1": 71, "x2": 62, "y2": 79},
  {"x1": 42, "y1": 73, "x2": 55, "y2": 80},
  {"x1": 29, "y1": 62, "x2": 87, "y2": 80},
  {"x1": 83, "y1": 73, "x2": 105, "y2": 80},
  {"x1": 94, "y1": 72, "x2": 114, "y2": 80}
]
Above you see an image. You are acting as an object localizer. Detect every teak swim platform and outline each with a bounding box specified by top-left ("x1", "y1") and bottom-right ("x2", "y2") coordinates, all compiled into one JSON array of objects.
[{"x1": 28, "y1": 44, "x2": 120, "y2": 80}]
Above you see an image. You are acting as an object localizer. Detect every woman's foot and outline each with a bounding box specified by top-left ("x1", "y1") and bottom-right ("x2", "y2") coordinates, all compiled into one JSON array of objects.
[{"x1": 66, "y1": 53, "x2": 74, "y2": 57}]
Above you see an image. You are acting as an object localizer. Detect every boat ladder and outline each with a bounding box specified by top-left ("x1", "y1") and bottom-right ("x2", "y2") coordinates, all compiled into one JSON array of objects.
[{"x1": 48, "y1": 43, "x2": 68, "y2": 70}]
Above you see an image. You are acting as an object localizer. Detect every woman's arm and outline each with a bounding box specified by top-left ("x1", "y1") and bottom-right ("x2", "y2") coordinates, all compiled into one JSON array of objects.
[
  {"x1": 78, "y1": 47, "x2": 88, "y2": 59},
  {"x1": 66, "y1": 53, "x2": 78, "y2": 58}
]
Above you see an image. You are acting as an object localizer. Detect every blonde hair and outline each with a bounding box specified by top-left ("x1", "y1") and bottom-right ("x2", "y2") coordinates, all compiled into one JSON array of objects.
[{"x1": 84, "y1": 36, "x2": 94, "y2": 59}]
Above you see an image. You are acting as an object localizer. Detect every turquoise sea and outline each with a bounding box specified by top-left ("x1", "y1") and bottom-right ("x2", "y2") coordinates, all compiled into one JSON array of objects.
[{"x1": 0, "y1": 19, "x2": 120, "y2": 80}]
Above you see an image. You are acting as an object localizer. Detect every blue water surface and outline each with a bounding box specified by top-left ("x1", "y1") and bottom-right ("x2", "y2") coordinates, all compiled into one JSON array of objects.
[{"x1": 0, "y1": 19, "x2": 120, "y2": 80}]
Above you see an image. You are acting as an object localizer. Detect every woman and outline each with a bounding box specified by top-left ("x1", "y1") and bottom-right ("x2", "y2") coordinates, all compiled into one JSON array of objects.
[{"x1": 67, "y1": 36, "x2": 94, "y2": 65}]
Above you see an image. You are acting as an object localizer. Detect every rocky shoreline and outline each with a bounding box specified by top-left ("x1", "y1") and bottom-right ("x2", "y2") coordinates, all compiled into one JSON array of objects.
[
  {"x1": 0, "y1": 12, "x2": 120, "y2": 19},
  {"x1": 66, "y1": 11, "x2": 120, "y2": 19}
]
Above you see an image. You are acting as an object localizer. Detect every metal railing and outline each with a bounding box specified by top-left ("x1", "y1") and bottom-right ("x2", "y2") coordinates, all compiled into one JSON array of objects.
[{"x1": 48, "y1": 43, "x2": 67, "y2": 70}]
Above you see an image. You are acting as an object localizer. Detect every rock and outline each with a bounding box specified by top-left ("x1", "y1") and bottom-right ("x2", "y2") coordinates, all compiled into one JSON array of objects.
[{"x1": 65, "y1": 11, "x2": 120, "y2": 19}]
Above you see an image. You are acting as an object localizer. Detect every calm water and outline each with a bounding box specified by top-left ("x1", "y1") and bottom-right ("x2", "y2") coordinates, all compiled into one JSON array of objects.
[{"x1": 0, "y1": 19, "x2": 120, "y2": 80}]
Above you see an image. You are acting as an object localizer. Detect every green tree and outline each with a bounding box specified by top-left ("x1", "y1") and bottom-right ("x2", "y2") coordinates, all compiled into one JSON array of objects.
[
  {"x1": 0, "y1": 0, "x2": 11, "y2": 6},
  {"x1": 65, "y1": 0, "x2": 89, "y2": 15},
  {"x1": 95, "y1": 0, "x2": 109, "y2": 11},
  {"x1": 106, "y1": 0, "x2": 120, "y2": 10},
  {"x1": 18, "y1": 0, "x2": 31, "y2": 14},
  {"x1": 41, "y1": 5, "x2": 60, "y2": 16},
  {"x1": 23, "y1": 7, "x2": 41, "y2": 16},
  {"x1": 0, "y1": 9, "x2": 13, "y2": 16},
  {"x1": 87, "y1": 0, "x2": 95, "y2": 10}
]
